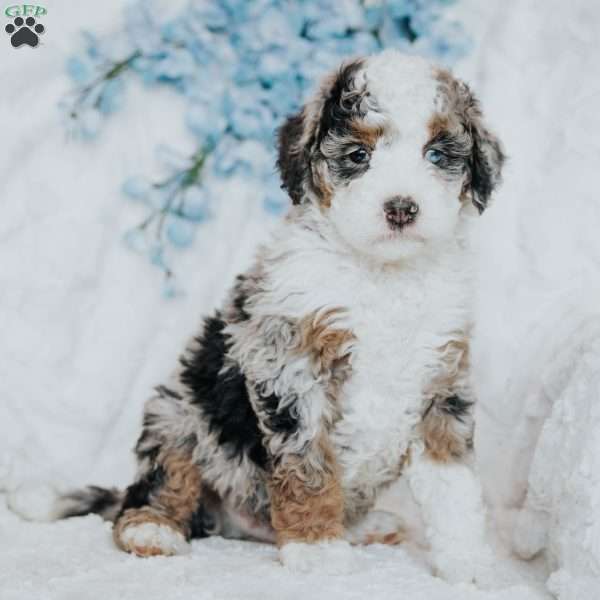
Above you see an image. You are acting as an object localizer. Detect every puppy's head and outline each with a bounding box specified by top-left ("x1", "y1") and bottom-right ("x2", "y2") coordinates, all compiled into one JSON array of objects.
[{"x1": 277, "y1": 51, "x2": 505, "y2": 262}]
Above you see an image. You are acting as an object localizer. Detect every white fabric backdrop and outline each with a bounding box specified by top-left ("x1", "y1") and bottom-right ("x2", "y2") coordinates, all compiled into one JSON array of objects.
[{"x1": 1, "y1": 1, "x2": 599, "y2": 598}]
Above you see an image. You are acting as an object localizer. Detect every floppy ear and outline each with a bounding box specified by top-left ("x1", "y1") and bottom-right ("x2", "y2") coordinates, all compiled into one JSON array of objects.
[
  {"x1": 461, "y1": 87, "x2": 506, "y2": 213},
  {"x1": 468, "y1": 119, "x2": 506, "y2": 213},
  {"x1": 277, "y1": 59, "x2": 366, "y2": 206},
  {"x1": 276, "y1": 85, "x2": 334, "y2": 206},
  {"x1": 277, "y1": 111, "x2": 309, "y2": 205}
]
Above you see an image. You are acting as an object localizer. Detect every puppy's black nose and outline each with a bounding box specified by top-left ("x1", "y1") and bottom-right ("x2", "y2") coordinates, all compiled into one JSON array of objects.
[{"x1": 383, "y1": 196, "x2": 419, "y2": 229}]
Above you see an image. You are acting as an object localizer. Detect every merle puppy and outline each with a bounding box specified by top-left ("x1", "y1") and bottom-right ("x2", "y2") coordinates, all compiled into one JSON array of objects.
[{"x1": 40, "y1": 51, "x2": 505, "y2": 580}]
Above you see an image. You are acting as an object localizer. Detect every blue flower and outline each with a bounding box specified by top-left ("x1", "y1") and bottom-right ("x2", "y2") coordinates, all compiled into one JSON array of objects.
[
  {"x1": 98, "y1": 78, "x2": 125, "y2": 114},
  {"x1": 154, "y1": 48, "x2": 197, "y2": 82},
  {"x1": 66, "y1": 56, "x2": 93, "y2": 85},
  {"x1": 187, "y1": 106, "x2": 228, "y2": 147},
  {"x1": 122, "y1": 176, "x2": 152, "y2": 202},
  {"x1": 223, "y1": 85, "x2": 274, "y2": 142},
  {"x1": 265, "y1": 74, "x2": 302, "y2": 118},
  {"x1": 156, "y1": 144, "x2": 192, "y2": 170},
  {"x1": 253, "y1": 4, "x2": 302, "y2": 48},
  {"x1": 78, "y1": 109, "x2": 102, "y2": 140},
  {"x1": 123, "y1": 228, "x2": 148, "y2": 254},
  {"x1": 387, "y1": 0, "x2": 418, "y2": 20},
  {"x1": 213, "y1": 137, "x2": 254, "y2": 177},
  {"x1": 80, "y1": 30, "x2": 101, "y2": 60},
  {"x1": 257, "y1": 49, "x2": 290, "y2": 85},
  {"x1": 364, "y1": 3, "x2": 384, "y2": 30},
  {"x1": 179, "y1": 187, "x2": 210, "y2": 222},
  {"x1": 305, "y1": 16, "x2": 349, "y2": 41},
  {"x1": 166, "y1": 215, "x2": 196, "y2": 248},
  {"x1": 124, "y1": 2, "x2": 162, "y2": 54},
  {"x1": 189, "y1": 2, "x2": 229, "y2": 32},
  {"x1": 149, "y1": 243, "x2": 167, "y2": 268}
]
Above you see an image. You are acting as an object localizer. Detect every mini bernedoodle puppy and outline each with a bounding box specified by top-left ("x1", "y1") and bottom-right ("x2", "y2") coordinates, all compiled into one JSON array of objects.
[{"x1": 49, "y1": 51, "x2": 506, "y2": 580}]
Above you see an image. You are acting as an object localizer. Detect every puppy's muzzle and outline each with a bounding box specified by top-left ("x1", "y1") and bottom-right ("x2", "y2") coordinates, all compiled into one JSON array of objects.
[{"x1": 383, "y1": 196, "x2": 419, "y2": 230}]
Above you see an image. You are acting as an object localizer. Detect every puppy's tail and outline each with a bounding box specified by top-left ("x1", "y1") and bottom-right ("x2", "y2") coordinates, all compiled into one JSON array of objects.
[
  {"x1": 54, "y1": 485, "x2": 125, "y2": 522},
  {"x1": 7, "y1": 483, "x2": 124, "y2": 523}
]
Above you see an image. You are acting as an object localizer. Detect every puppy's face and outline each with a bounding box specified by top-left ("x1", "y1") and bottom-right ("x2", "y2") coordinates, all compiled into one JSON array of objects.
[{"x1": 278, "y1": 51, "x2": 505, "y2": 262}]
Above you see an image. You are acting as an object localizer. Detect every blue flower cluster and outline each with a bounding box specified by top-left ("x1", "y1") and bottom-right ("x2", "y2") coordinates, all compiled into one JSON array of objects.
[{"x1": 63, "y1": 0, "x2": 471, "y2": 296}]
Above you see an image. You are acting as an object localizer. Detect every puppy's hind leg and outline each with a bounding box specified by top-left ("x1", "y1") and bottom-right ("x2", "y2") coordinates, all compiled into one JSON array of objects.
[{"x1": 113, "y1": 449, "x2": 203, "y2": 557}]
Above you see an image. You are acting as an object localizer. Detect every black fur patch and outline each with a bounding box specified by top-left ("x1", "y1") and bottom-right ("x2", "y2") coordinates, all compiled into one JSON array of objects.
[
  {"x1": 154, "y1": 384, "x2": 182, "y2": 400},
  {"x1": 189, "y1": 503, "x2": 213, "y2": 539},
  {"x1": 180, "y1": 315, "x2": 268, "y2": 468},
  {"x1": 231, "y1": 275, "x2": 251, "y2": 322},
  {"x1": 277, "y1": 112, "x2": 307, "y2": 205},
  {"x1": 317, "y1": 60, "x2": 379, "y2": 186},
  {"x1": 134, "y1": 429, "x2": 161, "y2": 463},
  {"x1": 256, "y1": 385, "x2": 298, "y2": 436},
  {"x1": 469, "y1": 133, "x2": 505, "y2": 213},
  {"x1": 317, "y1": 59, "x2": 366, "y2": 147},
  {"x1": 120, "y1": 466, "x2": 166, "y2": 513},
  {"x1": 59, "y1": 486, "x2": 122, "y2": 519},
  {"x1": 440, "y1": 395, "x2": 473, "y2": 421}
]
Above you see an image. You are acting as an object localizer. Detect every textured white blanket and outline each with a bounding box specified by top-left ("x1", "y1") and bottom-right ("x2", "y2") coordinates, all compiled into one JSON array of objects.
[{"x1": 1, "y1": 0, "x2": 599, "y2": 598}]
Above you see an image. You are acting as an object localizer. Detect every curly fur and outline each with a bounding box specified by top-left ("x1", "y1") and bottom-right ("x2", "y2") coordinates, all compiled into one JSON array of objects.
[{"x1": 50, "y1": 51, "x2": 505, "y2": 580}]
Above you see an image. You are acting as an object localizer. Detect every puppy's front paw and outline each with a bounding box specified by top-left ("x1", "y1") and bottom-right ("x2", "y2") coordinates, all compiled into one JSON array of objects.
[
  {"x1": 345, "y1": 510, "x2": 406, "y2": 545},
  {"x1": 433, "y1": 552, "x2": 480, "y2": 585},
  {"x1": 119, "y1": 521, "x2": 190, "y2": 557},
  {"x1": 434, "y1": 549, "x2": 523, "y2": 590},
  {"x1": 511, "y1": 507, "x2": 548, "y2": 560},
  {"x1": 279, "y1": 539, "x2": 358, "y2": 575}
]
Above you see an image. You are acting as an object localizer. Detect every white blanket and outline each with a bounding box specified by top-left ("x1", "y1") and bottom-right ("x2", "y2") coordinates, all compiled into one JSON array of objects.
[{"x1": 1, "y1": 1, "x2": 599, "y2": 598}]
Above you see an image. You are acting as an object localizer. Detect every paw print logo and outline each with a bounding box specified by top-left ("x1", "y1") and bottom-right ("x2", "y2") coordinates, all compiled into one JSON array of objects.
[{"x1": 5, "y1": 16, "x2": 45, "y2": 48}]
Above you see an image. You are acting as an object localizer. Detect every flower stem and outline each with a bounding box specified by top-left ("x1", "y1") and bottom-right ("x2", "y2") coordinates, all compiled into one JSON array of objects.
[
  {"x1": 136, "y1": 147, "x2": 210, "y2": 236},
  {"x1": 69, "y1": 50, "x2": 142, "y2": 119},
  {"x1": 105, "y1": 50, "x2": 142, "y2": 79}
]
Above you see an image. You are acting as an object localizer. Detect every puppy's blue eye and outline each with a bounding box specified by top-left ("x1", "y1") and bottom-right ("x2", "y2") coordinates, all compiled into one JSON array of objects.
[
  {"x1": 425, "y1": 149, "x2": 445, "y2": 165},
  {"x1": 348, "y1": 147, "x2": 370, "y2": 164}
]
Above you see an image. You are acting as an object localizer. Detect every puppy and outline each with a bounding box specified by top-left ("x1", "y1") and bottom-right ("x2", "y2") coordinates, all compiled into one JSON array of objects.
[{"x1": 48, "y1": 51, "x2": 505, "y2": 579}]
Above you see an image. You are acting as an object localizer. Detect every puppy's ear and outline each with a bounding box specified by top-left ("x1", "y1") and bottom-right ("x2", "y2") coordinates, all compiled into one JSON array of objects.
[
  {"x1": 461, "y1": 85, "x2": 506, "y2": 213},
  {"x1": 276, "y1": 86, "x2": 333, "y2": 206},
  {"x1": 468, "y1": 118, "x2": 505, "y2": 213},
  {"x1": 277, "y1": 111, "x2": 309, "y2": 205},
  {"x1": 277, "y1": 59, "x2": 366, "y2": 206}
]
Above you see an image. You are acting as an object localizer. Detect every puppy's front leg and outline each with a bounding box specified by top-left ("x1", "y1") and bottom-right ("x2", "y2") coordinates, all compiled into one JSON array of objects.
[
  {"x1": 270, "y1": 436, "x2": 356, "y2": 574},
  {"x1": 407, "y1": 452, "x2": 492, "y2": 584},
  {"x1": 238, "y1": 308, "x2": 355, "y2": 574},
  {"x1": 408, "y1": 395, "x2": 493, "y2": 585}
]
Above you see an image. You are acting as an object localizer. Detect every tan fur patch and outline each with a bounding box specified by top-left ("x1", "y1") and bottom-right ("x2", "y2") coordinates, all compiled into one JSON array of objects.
[
  {"x1": 427, "y1": 113, "x2": 450, "y2": 139},
  {"x1": 297, "y1": 308, "x2": 355, "y2": 373},
  {"x1": 434, "y1": 67, "x2": 475, "y2": 118},
  {"x1": 360, "y1": 530, "x2": 406, "y2": 546},
  {"x1": 113, "y1": 451, "x2": 202, "y2": 556},
  {"x1": 154, "y1": 451, "x2": 203, "y2": 527},
  {"x1": 426, "y1": 337, "x2": 470, "y2": 398},
  {"x1": 270, "y1": 437, "x2": 344, "y2": 545},
  {"x1": 420, "y1": 337, "x2": 473, "y2": 463},
  {"x1": 421, "y1": 408, "x2": 470, "y2": 463},
  {"x1": 350, "y1": 119, "x2": 386, "y2": 148},
  {"x1": 311, "y1": 162, "x2": 334, "y2": 208}
]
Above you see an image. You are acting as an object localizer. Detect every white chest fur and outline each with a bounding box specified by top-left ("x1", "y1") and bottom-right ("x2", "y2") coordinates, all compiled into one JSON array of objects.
[
  {"x1": 260, "y1": 220, "x2": 473, "y2": 496},
  {"x1": 334, "y1": 263, "x2": 470, "y2": 491}
]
